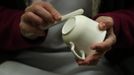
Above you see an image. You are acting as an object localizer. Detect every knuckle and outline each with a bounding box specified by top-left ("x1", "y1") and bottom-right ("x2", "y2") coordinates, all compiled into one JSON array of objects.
[
  {"x1": 24, "y1": 12, "x2": 32, "y2": 18},
  {"x1": 33, "y1": 5, "x2": 40, "y2": 11}
]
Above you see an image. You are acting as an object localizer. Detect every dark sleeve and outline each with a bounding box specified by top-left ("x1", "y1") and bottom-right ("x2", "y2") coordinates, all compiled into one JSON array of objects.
[
  {"x1": 0, "y1": 0, "x2": 26, "y2": 10},
  {"x1": 0, "y1": 6, "x2": 47, "y2": 51},
  {"x1": 94, "y1": 8, "x2": 134, "y2": 48}
]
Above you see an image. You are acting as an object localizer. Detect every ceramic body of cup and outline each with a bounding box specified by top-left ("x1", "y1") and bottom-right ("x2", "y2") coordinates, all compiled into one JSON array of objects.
[{"x1": 62, "y1": 15, "x2": 106, "y2": 60}]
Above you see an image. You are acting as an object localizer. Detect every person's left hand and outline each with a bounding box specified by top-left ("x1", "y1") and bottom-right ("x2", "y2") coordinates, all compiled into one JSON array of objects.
[{"x1": 76, "y1": 16, "x2": 116, "y2": 65}]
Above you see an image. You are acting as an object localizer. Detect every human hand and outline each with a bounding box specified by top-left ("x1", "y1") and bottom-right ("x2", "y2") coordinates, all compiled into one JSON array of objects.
[
  {"x1": 76, "y1": 16, "x2": 116, "y2": 65},
  {"x1": 20, "y1": 1, "x2": 61, "y2": 39}
]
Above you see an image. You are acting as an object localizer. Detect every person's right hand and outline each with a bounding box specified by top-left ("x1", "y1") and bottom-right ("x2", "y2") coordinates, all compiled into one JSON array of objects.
[{"x1": 20, "y1": 1, "x2": 61, "y2": 39}]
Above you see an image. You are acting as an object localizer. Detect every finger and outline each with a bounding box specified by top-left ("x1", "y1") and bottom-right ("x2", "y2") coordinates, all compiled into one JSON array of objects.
[
  {"x1": 98, "y1": 22, "x2": 113, "y2": 30},
  {"x1": 78, "y1": 54, "x2": 100, "y2": 65},
  {"x1": 22, "y1": 12, "x2": 44, "y2": 27},
  {"x1": 104, "y1": 28, "x2": 116, "y2": 46},
  {"x1": 91, "y1": 28, "x2": 116, "y2": 52},
  {"x1": 26, "y1": 5, "x2": 55, "y2": 24},
  {"x1": 98, "y1": 22, "x2": 106, "y2": 30},
  {"x1": 85, "y1": 53, "x2": 100, "y2": 63},
  {"x1": 76, "y1": 60, "x2": 85, "y2": 65},
  {"x1": 96, "y1": 16, "x2": 113, "y2": 30},
  {"x1": 40, "y1": 2, "x2": 61, "y2": 21}
]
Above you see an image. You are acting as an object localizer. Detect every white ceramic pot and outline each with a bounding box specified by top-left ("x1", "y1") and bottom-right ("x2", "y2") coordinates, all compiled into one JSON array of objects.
[{"x1": 62, "y1": 15, "x2": 106, "y2": 59}]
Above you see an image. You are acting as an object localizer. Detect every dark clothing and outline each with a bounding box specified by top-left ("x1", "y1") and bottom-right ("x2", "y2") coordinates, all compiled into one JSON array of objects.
[
  {"x1": 0, "y1": 1, "x2": 46, "y2": 51},
  {"x1": 97, "y1": 0, "x2": 134, "y2": 64},
  {"x1": 99, "y1": 0, "x2": 134, "y2": 13},
  {"x1": 0, "y1": 0, "x2": 26, "y2": 10}
]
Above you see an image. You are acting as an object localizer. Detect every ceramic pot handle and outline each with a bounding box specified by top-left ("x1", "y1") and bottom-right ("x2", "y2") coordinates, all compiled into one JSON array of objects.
[{"x1": 69, "y1": 42, "x2": 85, "y2": 60}]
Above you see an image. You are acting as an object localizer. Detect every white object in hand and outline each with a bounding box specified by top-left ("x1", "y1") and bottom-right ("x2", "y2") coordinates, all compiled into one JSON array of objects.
[
  {"x1": 62, "y1": 15, "x2": 106, "y2": 60},
  {"x1": 40, "y1": 9, "x2": 84, "y2": 30},
  {"x1": 61, "y1": 9, "x2": 84, "y2": 21}
]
